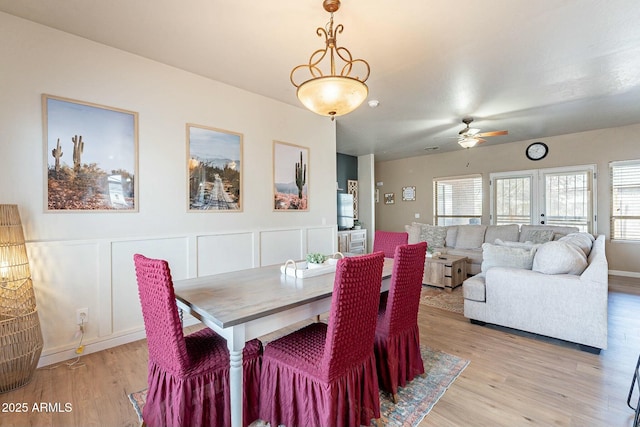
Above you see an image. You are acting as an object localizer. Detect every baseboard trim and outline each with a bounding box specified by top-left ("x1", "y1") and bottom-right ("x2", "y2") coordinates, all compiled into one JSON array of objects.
[
  {"x1": 609, "y1": 270, "x2": 640, "y2": 279},
  {"x1": 37, "y1": 317, "x2": 200, "y2": 368}
]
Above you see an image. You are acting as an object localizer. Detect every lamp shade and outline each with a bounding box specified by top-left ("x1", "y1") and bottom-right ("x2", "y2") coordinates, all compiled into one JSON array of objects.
[
  {"x1": 0, "y1": 204, "x2": 43, "y2": 393},
  {"x1": 296, "y1": 76, "x2": 369, "y2": 118}
]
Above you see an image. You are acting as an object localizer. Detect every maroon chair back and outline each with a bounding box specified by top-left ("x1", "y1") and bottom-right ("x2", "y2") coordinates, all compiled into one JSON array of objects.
[
  {"x1": 372, "y1": 231, "x2": 409, "y2": 258},
  {"x1": 133, "y1": 253, "x2": 189, "y2": 376},
  {"x1": 322, "y1": 252, "x2": 385, "y2": 380},
  {"x1": 381, "y1": 242, "x2": 427, "y2": 336}
]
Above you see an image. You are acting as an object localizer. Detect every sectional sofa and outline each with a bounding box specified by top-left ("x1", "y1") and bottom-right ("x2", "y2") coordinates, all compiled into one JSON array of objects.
[
  {"x1": 405, "y1": 222, "x2": 580, "y2": 276},
  {"x1": 463, "y1": 233, "x2": 608, "y2": 352},
  {"x1": 405, "y1": 222, "x2": 608, "y2": 352}
]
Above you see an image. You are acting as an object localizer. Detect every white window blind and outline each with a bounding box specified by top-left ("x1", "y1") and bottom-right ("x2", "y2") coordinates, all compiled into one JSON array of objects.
[
  {"x1": 610, "y1": 160, "x2": 640, "y2": 241},
  {"x1": 434, "y1": 175, "x2": 482, "y2": 226}
]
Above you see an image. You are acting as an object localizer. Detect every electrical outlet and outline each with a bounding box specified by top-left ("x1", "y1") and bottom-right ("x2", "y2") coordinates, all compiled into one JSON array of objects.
[{"x1": 76, "y1": 308, "x2": 89, "y2": 325}]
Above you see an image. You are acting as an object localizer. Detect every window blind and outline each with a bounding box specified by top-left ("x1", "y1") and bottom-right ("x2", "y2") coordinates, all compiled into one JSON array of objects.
[
  {"x1": 434, "y1": 175, "x2": 482, "y2": 226},
  {"x1": 610, "y1": 160, "x2": 640, "y2": 241}
]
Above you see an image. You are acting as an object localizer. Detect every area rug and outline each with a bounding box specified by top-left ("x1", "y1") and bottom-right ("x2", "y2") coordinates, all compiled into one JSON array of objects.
[
  {"x1": 420, "y1": 286, "x2": 464, "y2": 314},
  {"x1": 128, "y1": 345, "x2": 469, "y2": 427}
]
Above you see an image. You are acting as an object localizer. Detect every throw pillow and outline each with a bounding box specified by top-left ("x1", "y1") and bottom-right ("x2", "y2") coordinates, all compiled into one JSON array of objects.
[
  {"x1": 454, "y1": 225, "x2": 487, "y2": 249},
  {"x1": 416, "y1": 223, "x2": 447, "y2": 247},
  {"x1": 494, "y1": 239, "x2": 538, "y2": 250},
  {"x1": 405, "y1": 223, "x2": 422, "y2": 244},
  {"x1": 558, "y1": 232, "x2": 594, "y2": 256},
  {"x1": 481, "y1": 243, "x2": 538, "y2": 273},
  {"x1": 521, "y1": 229, "x2": 555, "y2": 244},
  {"x1": 532, "y1": 241, "x2": 588, "y2": 275}
]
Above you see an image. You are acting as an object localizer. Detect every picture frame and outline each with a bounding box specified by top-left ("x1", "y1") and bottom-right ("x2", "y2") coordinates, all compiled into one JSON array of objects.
[
  {"x1": 273, "y1": 141, "x2": 309, "y2": 211},
  {"x1": 43, "y1": 94, "x2": 138, "y2": 212},
  {"x1": 384, "y1": 192, "x2": 395, "y2": 204},
  {"x1": 187, "y1": 124, "x2": 243, "y2": 212},
  {"x1": 402, "y1": 186, "x2": 416, "y2": 201}
]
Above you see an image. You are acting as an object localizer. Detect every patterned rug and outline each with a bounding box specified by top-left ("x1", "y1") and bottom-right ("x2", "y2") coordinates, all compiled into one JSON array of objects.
[
  {"x1": 128, "y1": 345, "x2": 469, "y2": 427},
  {"x1": 420, "y1": 285, "x2": 464, "y2": 314}
]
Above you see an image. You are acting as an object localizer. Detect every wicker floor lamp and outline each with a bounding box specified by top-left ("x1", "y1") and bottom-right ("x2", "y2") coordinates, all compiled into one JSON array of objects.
[{"x1": 0, "y1": 204, "x2": 43, "y2": 393}]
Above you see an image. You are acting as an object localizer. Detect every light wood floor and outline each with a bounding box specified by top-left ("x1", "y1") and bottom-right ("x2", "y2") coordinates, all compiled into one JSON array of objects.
[{"x1": 2, "y1": 275, "x2": 639, "y2": 427}]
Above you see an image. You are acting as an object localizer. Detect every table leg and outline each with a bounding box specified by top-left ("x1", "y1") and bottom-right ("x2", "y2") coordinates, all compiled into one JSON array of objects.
[{"x1": 227, "y1": 326, "x2": 245, "y2": 427}]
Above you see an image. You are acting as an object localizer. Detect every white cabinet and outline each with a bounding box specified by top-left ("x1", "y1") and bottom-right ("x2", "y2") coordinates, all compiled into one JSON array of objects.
[{"x1": 337, "y1": 229, "x2": 367, "y2": 255}]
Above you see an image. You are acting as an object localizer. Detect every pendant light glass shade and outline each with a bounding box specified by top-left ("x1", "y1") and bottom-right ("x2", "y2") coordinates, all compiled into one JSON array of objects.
[
  {"x1": 296, "y1": 76, "x2": 369, "y2": 117},
  {"x1": 291, "y1": 0, "x2": 370, "y2": 119}
]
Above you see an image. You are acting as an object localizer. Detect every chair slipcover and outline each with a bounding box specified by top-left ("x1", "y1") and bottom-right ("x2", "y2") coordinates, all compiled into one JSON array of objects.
[
  {"x1": 374, "y1": 242, "x2": 427, "y2": 400},
  {"x1": 133, "y1": 254, "x2": 262, "y2": 427},
  {"x1": 259, "y1": 252, "x2": 385, "y2": 427},
  {"x1": 372, "y1": 230, "x2": 409, "y2": 258}
]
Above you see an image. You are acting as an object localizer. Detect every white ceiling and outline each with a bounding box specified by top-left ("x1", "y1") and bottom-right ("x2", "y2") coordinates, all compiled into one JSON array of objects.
[{"x1": 2, "y1": 0, "x2": 640, "y2": 161}]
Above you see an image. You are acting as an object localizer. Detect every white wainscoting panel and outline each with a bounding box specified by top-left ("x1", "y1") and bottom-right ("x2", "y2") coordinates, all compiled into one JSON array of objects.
[
  {"x1": 197, "y1": 232, "x2": 255, "y2": 276},
  {"x1": 111, "y1": 237, "x2": 190, "y2": 333},
  {"x1": 306, "y1": 226, "x2": 337, "y2": 255},
  {"x1": 28, "y1": 241, "x2": 100, "y2": 351},
  {"x1": 260, "y1": 229, "x2": 303, "y2": 266}
]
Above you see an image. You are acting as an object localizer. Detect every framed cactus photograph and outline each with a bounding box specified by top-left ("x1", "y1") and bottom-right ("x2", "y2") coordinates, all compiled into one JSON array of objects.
[
  {"x1": 273, "y1": 141, "x2": 309, "y2": 211},
  {"x1": 187, "y1": 124, "x2": 243, "y2": 212},
  {"x1": 43, "y1": 94, "x2": 138, "y2": 211}
]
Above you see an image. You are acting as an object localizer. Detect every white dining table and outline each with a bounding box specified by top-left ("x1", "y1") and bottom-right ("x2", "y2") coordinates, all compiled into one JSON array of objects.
[{"x1": 173, "y1": 257, "x2": 393, "y2": 427}]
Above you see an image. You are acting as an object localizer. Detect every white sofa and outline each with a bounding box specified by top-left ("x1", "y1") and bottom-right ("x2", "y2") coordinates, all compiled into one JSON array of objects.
[
  {"x1": 463, "y1": 233, "x2": 608, "y2": 353},
  {"x1": 405, "y1": 222, "x2": 580, "y2": 277}
]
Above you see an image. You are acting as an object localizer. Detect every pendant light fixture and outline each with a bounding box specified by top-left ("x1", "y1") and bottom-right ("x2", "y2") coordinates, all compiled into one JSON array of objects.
[{"x1": 290, "y1": 0, "x2": 371, "y2": 120}]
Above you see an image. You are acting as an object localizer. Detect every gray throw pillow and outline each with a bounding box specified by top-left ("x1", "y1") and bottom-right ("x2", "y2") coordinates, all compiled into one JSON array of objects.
[
  {"x1": 521, "y1": 229, "x2": 555, "y2": 244},
  {"x1": 414, "y1": 223, "x2": 447, "y2": 247},
  {"x1": 532, "y1": 241, "x2": 588, "y2": 275},
  {"x1": 481, "y1": 242, "x2": 538, "y2": 272}
]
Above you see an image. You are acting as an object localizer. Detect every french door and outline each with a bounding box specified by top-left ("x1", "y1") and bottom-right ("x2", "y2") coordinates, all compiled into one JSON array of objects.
[{"x1": 490, "y1": 165, "x2": 597, "y2": 233}]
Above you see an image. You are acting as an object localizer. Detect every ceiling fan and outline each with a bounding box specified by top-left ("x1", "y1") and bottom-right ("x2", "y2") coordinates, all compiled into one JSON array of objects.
[{"x1": 456, "y1": 117, "x2": 508, "y2": 148}]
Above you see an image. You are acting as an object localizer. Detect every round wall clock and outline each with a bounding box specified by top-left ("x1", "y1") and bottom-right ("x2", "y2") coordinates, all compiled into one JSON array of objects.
[{"x1": 526, "y1": 142, "x2": 548, "y2": 161}]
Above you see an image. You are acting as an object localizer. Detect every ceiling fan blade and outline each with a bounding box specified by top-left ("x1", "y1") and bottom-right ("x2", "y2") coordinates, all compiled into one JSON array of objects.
[
  {"x1": 477, "y1": 138, "x2": 487, "y2": 144},
  {"x1": 476, "y1": 130, "x2": 508, "y2": 137}
]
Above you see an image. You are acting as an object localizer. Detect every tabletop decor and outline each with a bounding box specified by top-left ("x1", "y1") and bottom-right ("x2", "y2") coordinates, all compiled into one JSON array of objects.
[
  {"x1": 0, "y1": 204, "x2": 44, "y2": 393},
  {"x1": 273, "y1": 141, "x2": 309, "y2": 211},
  {"x1": 187, "y1": 124, "x2": 243, "y2": 211},
  {"x1": 43, "y1": 94, "x2": 138, "y2": 211}
]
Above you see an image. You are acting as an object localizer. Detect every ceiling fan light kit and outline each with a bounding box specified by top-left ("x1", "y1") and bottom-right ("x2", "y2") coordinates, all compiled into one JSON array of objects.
[
  {"x1": 291, "y1": 0, "x2": 370, "y2": 120},
  {"x1": 456, "y1": 117, "x2": 508, "y2": 149}
]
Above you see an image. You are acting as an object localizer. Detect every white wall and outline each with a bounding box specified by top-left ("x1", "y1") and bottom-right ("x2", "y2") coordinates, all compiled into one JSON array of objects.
[{"x1": 0, "y1": 12, "x2": 337, "y2": 366}]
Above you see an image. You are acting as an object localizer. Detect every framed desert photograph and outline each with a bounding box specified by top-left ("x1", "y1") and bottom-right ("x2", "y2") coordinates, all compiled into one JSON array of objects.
[
  {"x1": 187, "y1": 124, "x2": 242, "y2": 211},
  {"x1": 43, "y1": 94, "x2": 138, "y2": 211},
  {"x1": 273, "y1": 141, "x2": 308, "y2": 211}
]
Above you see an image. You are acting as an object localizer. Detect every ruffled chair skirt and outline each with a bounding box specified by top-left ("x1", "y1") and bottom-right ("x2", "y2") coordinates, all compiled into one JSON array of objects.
[
  {"x1": 143, "y1": 339, "x2": 262, "y2": 427},
  {"x1": 374, "y1": 323, "x2": 424, "y2": 396},
  {"x1": 259, "y1": 351, "x2": 380, "y2": 427}
]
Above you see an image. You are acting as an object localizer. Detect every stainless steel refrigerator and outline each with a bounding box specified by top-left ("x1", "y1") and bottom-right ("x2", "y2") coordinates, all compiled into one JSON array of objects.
[{"x1": 337, "y1": 193, "x2": 354, "y2": 230}]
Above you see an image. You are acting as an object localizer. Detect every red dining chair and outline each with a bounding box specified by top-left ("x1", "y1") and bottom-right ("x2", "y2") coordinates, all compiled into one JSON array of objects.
[
  {"x1": 259, "y1": 252, "x2": 385, "y2": 427},
  {"x1": 374, "y1": 242, "x2": 427, "y2": 403},
  {"x1": 133, "y1": 254, "x2": 262, "y2": 427},
  {"x1": 373, "y1": 230, "x2": 409, "y2": 258}
]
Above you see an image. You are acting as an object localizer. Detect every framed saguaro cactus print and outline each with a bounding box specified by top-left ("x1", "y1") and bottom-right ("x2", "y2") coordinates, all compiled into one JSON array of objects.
[
  {"x1": 43, "y1": 94, "x2": 138, "y2": 212},
  {"x1": 273, "y1": 141, "x2": 309, "y2": 211}
]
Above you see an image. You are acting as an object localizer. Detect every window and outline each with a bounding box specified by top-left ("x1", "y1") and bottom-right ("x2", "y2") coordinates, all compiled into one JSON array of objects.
[
  {"x1": 610, "y1": 160, "x2": 640, "y2": 241},
  {"x1": 434, "y1": 175, "x2": 482, "y2": 226},
  {"x1": 490, "y1": 165, "x2": 596, "y2": 233}
]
